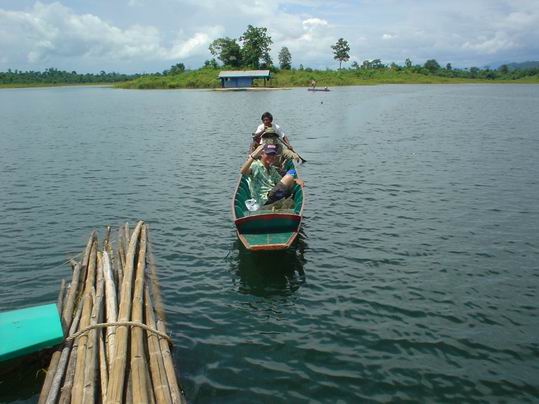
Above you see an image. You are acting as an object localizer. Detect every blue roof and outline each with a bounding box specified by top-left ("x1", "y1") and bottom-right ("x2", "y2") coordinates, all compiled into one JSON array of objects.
[{"x1": 218, "y1": 70, "x2": 271, "y2": 78}]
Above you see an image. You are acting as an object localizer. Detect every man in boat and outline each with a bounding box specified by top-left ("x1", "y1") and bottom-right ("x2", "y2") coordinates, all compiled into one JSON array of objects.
[
  {"x1": 240, "y1": 143, "x2": 303, "y2": 207},
  {"x1": 251, "y1": 112, "x2": 299, "y2": 162}
]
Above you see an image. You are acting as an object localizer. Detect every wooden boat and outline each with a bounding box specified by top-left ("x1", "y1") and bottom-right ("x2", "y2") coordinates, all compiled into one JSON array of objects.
[
  {"x1": 308, "y1": 87, "x2": 330, "y2": 92},
  {"x1": 0, "y1": 303, "x2": 64, "y2": 362},
  {"x1": 232, "y1": 160, "x2": 304, "y2": 251}
]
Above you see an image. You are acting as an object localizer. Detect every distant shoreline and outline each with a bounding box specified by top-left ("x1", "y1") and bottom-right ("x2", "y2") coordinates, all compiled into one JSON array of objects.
[
  {"x1": 0, "y1": 83, "x2": 113, "y2": 89},
  {"x1": 2, "y1": 78, "x2": 538, "y2": 90}
]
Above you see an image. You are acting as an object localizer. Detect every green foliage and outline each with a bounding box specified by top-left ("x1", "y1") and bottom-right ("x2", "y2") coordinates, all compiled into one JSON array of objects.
[
  {"x1": 165, "y1": 63, "x2": 185, "y2": 75},
  {"x1": 405, "y1": 58, "x2": 413, "y2": 68},
  {"x1": 278, "y1": 47, "x2": 292, "y2": 70},
  {"x1": 209, "y1": 37, "x2": 242, "y2": 67},
  {"x1": 370, "y1": 59, "x2": 384, "y2": 69},
  {"x1": 0, "y1": 67, "x2": 139, "y2": 86},
  {"x1": 424, "y1": 59, "x2": 441, "y2": 73},
  {"x1": 204, "y1": 59, "x2": 219, "y2": 68},
  {"x1": 469, "y1": 66, "x2": 480, "y2": 78},
  {"x1": 331, "y1": 38, "x2": 350, "y2": 69},
  {"x1": 239, "y1": 25, "x2": 273, "y2": 69}
]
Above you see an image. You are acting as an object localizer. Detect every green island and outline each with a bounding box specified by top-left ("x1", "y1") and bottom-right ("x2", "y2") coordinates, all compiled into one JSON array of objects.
[
  {"x1": 2, "y1": 64, "x2": 537, "y2": 90},
  {"x1": 115, "y1": 65, "x2": 539, "y2": 90}
]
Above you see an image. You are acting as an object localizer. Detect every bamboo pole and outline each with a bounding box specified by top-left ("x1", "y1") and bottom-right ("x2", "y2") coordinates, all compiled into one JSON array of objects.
[
  {"x1": 63, "y1": 231, "x2": 95, "y2": 330},
  {"x1": 126, "y1": 367, "x2": 133, "y2": 404},
  {"x1": 58, "y1": 342, "x2": 77, "y2": 404},
  {"x1": 97, "y1": 253, "x2": 109, "y2": 403},
  {"x1": 38, "y1": 350, "x2": 62, "y2": 404},
  {"x1": 144, "y1": 286, "x2": 173, "y2": 404},
  {"x1": 69, "y1": 258, "x2": 79, "y2": 271},
  {"x1": 123, "y1": 223, "x2": 130, "y2": 258},
  {"x1": 130, "y1": 225, "x2": 151, "y2": 404},
  {"x1": 71, "y1": 239, "x2": 97, "y2": 404},
  {"x1": 45, "y1": 301, "x2": 84, "y2": 404},
  {"x1": 106, "y1": 220, "x2": 143, "y2": 404},
  {"x1": 82, "y1": 253, "x2": 104, "y2": 404},
  {"x1": 99, "y1": 330, "x2": 109, "y2": 403},
  {"x1": 57, "y1": 279, "x2": 66, "y2": 314},
  {"x1": 146, "y1": 226, "x2": 184, "y2": 404},
  {"x1": 116, "y1": 226, "x2": 126, "y2": 293},
  {"x1": 102, "y1": 250, "x2": 118, "y2": 373},
  {"x1": 103, "y1": 225, "x2": 111, "y2": 252},
  {"x1": 78, "y1": 231, "x2": 97, "y2": 296},
  {"x1": 61, "y1": 263, "x2": 81, "y2": 331},
  {"x1": 57, "y1": 279, "x2": 66, "y2": 332},
  {"x1": 145, "y1": 356, "x2": 157, "y2": 404}
]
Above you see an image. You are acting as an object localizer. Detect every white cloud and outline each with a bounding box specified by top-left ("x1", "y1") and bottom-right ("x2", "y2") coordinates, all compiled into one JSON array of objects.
[
  {"x1": 302, "y1": 18, "x2": 328, "y2": 30},
  {"x1": 0, "y1": 2, "x2": 220, "y2": 71},
  {"x1": 462, "y1": 32, "x2": 519, "y2": 54},
  {"x1": 1, "y1": 0, "x2": 539, "y2": 71}
]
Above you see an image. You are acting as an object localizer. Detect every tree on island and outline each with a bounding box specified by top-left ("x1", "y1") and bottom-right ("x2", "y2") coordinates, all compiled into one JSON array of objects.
[
  {"x1": 166, "y1": 63, "x2": 185, "y2": 75},
  {"x1": 278, "y1": 47, "x2": 292, "y2": 70},
  {"x1": 499, "y1": 64, "x2": 509, "y2": 74},
  {"x1": 239, "y1": 25, "x2": 273, "y2": 69},
  {"x1": 331, "y1": 38, "x2": 350, "y2": 69},
  {"x1": 424, "y1": 59, "x2": 441, "y2": 73},
  {"x1": 204, "y1": 59, "x2": 219, "y2": 68},
  {"x1": 209, "y1": 37, "x2": 242, "y2": 67}
]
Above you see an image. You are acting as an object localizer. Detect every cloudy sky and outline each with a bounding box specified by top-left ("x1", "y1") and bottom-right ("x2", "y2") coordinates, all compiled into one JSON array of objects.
[{"x1": 1, "y1": 0, "x2": 538, "y2": 73}]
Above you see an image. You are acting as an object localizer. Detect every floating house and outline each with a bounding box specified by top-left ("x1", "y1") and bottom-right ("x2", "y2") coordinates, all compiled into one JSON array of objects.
[{"x1": 218, "y1": 70, "x2": 271, "y2": 88}]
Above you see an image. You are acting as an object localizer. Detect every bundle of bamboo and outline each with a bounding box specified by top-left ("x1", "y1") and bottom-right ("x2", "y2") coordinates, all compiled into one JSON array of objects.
[{"x1": 39, "y1": 221, "x2": 185, "y2": 404}]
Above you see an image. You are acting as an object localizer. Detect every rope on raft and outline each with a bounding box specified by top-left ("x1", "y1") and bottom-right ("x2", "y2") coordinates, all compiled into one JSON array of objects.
[{"x1": 65, "y1": 321, "x2": 172, "y2": 344}]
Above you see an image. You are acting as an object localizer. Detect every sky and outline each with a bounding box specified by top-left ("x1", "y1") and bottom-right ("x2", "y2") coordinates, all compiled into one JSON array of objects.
[{"x1": 0, "y1": 0, "x2": 538, "y2": 73}]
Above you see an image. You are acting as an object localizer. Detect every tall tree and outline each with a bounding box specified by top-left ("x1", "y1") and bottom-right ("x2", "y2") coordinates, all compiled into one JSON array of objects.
[
  {"x1": 239, "y1": 25, "x2": 273, "y2": 69},
  {"x1": 405, "y1": 58, "x2": 413, "y2": 68},
  {"x1": 168, "y1": 63, "x2": 185, "y2": 75},
  {"x1": 331, "y1": 38, "x2": 350, "y2": 69},
  {"x1": 278, "y1": 47, "x2": 292, "y2": 70},
  {"x1": 424, "y1": 59, "x2": 441, "y2": 73},
  {"x1": 499, "y1": 64, "x2": 509, "y2": 74},
  {"x1": 209, "y1": 37, "x2": 242, "y2": 67}
]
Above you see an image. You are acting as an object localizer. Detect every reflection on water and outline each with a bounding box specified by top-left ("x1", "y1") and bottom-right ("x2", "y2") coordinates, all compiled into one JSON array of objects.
[{"x1": 228, "y1": 234, "x2": 307, "y2": 297}]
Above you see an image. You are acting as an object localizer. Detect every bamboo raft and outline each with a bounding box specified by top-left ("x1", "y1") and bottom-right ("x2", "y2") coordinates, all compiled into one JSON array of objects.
[{"x1": 38, "y1": 221, "x2": 186, "y2": 404}]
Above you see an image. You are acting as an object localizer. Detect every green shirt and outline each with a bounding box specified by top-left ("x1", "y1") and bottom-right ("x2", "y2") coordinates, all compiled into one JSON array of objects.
[{"x1": 248, "y1": 160, "x2": 282, "y2": 205}]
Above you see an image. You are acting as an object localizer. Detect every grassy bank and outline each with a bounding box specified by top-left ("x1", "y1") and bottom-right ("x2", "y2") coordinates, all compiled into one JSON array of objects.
[{"x1": 115, "y1": 67, "x2": 539, "y2": 90}]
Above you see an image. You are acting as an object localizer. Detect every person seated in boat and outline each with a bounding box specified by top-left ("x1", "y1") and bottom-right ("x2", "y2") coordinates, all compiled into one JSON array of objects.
[
  {"x1": 251, "y1": 112, "x2": 299, "y2": 162},
  {"x1": 240, "y1": 144, "x2": 303, "y2": 207}
]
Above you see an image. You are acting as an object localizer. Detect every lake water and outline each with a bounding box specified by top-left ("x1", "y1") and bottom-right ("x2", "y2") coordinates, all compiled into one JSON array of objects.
[{"x1": 0, "y1": 84, "x2": 538, "y2": 403}]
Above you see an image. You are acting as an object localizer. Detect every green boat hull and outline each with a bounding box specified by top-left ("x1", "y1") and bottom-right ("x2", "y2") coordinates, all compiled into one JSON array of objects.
[
  {"x1": 0, "y1": 303, "x2": 64, "y2": 362},
  {"x1": 232, "y1": 160, "x2": 304, "y2": 251}
]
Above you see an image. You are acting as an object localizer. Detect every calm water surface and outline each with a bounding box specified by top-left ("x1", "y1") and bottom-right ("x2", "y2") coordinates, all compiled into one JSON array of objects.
[{"x1": 0, "y1": 84, "x2": 538, "y2": 402}]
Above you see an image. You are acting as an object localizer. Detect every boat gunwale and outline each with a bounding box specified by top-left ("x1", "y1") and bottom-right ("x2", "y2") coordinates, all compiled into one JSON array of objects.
[{"x1": 236, "y1": 231, "x2": 299, "y2": 251}]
